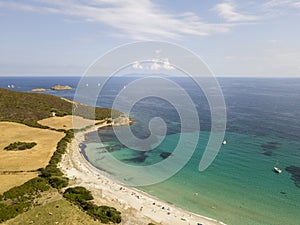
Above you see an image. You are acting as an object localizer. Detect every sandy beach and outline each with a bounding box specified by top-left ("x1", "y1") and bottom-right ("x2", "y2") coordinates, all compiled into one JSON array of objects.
[{"x1": 59, "y1": 123, "x2": 226, "y2": 225}]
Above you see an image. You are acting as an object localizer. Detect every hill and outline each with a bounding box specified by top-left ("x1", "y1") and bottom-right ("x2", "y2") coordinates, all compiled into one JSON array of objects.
[{"x1": 0, "y1": 88, "x2": 121, "y2": 128}]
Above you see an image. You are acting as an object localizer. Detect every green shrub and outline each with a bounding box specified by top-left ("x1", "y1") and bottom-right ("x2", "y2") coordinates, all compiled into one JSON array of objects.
[
  {"x1": 3, "y1": 177, "x2": 50, "y2": 200},
  {"x1": 0, "y1": 201, "x2": 31, "y2": 222},
  {"x1": 40, "y1": 165, "x2": 63, "y2": 178},
  {"x1": 4, "y1": 142, "x2": 37, "y2": 151},
  {"x1": 87, "y1": 205, "x2": 121, "y2": 224},
  {"x1": 0, "y1": 177, "x2": 50, "y2": 223},
  {"x1": 63, "y1": 186, "x2": 121, "y2": 224},
  {"x1": 48, "y1": 176, "x2": 69, "y2": 189},
  {"x1": 63, "y1": 186, "x2": 93, "y2": 203}
]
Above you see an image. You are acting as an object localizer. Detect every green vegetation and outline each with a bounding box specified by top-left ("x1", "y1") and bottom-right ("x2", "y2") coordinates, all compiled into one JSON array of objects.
[
  {"x1": 0, "y1": 177, "x2": 50, "y2": 222},
  {"x1": 39, "y1": 130, "x2": 73, "y2": 189},
  {"x1": 63, "y1": 186, "x2": 94, "y2": 203},
  {"x1": 0, "y1": 88, "x2": 122, "y2": 127},
  {"x1": 4, "y1": 199, "x2": 104, "y2": 225},
  {"x1": 48, "y1": 176, "x2": 69, "y2": 189},
  {"x1": 4, "y1": 141, "x2": 37, "y2": 151},
  {"x1": 63, "y1": 186, "x2": 121, "y2": 224}
]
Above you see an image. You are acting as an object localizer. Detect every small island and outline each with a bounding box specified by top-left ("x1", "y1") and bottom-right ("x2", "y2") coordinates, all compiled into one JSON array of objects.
[
  {"x1": 32, "y1": 88, "x2": 46, "y2": 92},
  {"x1": 51, "y1": 85, "x2": 72, "y2": 90}
]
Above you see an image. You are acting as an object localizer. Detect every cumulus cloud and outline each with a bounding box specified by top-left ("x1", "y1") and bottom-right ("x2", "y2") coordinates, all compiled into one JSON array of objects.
[
  {"x1": 131, "y1": 58, "x2": 175, "y2": 71},
  {"x1": 162, "y1": 58, "x2": 174, "y2": 70},
  {"x1": 0, "y1": 0, "x2": 231, "y2": 40},
  {"x1": 132, "y1": 61, "x2": 143, "y2": 69},
  {"x1": 149, "y1": 58, "x2": 174, "y2": 71},
  {"x1": 150, "y1": 61, "x2": 161, "y2": 71},
  {"x1": 214, "y1": 1, "x2": 259, "y2": 22}
]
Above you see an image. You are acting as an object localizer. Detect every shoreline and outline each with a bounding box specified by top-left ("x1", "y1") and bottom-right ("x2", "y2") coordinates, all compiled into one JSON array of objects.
[{"x1": 59, "y1": 123, "x2": 226, "y2": 225}]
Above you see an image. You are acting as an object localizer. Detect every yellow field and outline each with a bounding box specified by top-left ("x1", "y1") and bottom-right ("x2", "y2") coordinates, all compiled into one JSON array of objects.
[
  {"x1": 38, "y1": 115, "x2": 101, "y2": 130},
  {"x1": 0, "y1": 172, "x2": 38, "y2": 194},
  {"x1": 0, "y1": 122, "x2": 64, "y2": 172}
]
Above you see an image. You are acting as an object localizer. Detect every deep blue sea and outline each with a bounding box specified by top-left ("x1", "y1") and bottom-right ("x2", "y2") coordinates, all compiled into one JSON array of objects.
[{"x1": 1, "y1": 76, "x2": 300, "y2": 225}]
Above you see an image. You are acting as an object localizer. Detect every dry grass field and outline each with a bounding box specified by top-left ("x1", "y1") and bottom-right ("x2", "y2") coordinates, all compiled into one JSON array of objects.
[
  {"x1": 38, "y1": 115, "x2": 102, "y2": 130},
  {"x1": 0, "y1": 172, "x2": 38, "y2": 194},
  {"x1": 0, "y1": 122, "x2": 64, "y2": 171}
]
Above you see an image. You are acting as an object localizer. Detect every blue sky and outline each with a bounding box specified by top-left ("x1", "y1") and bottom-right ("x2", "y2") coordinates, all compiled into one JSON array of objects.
[{"x1": 0, "y1": 0, "x2": 299, "y2": 77}]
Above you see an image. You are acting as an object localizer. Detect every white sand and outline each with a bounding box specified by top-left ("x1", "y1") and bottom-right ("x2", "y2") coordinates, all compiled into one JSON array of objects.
[{"x1": 59, "y1": 124, "x2": 226, "y2": 225}]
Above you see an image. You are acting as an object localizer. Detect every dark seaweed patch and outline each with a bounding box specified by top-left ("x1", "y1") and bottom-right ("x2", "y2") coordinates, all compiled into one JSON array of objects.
[
  {"x1": 285, "y1": 166, "x2": 300, "y2": 188},
  {"x1": 261, "y1": 141, "x2": 280, "y2": 156},
  {"x1": 160, "y1": 152, "x2": 172, "y2": 159},
  {"x1": 106, "y1": 145, "x2": 124, "y2": 152},
  {"x1": 263, "y1": 151, "x2": 273, "y2": 156},
  {"x1": 123, "y1": 153, "x2": 148, "y2": 163},
  {"x1": 261, "y1": 143, "x2": 278, "y2": 150}
]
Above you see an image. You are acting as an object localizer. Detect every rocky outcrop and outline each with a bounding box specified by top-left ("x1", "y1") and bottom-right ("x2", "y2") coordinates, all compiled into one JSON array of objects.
[
  {"x1": 51, "y1": 85, "x2": 72, "y2": 90},
  {"x1": 32, "y1": 88, "x2": 46, "y2": 92}
]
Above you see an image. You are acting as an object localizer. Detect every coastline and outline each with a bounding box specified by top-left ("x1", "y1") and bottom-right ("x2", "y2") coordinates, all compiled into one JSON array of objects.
[{"x1": 59, "y1": 122, "x2": 226, "y2": 225}]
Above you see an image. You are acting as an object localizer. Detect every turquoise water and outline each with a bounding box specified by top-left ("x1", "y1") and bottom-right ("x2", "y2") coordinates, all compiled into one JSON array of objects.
[
  {"x1": 84, "y1": 130, "x2": 300, "y2": 225},
  {"x1": 1, "y1": 77, "x2": 299, "y2": 224},
  {"x1": 82, "y1": 78, "x2": 300, "y2": 225}
]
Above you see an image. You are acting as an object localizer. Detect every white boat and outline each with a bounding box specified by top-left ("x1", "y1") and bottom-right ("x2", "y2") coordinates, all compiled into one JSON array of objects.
[
  {"x1": 274, "y1": 167, "x2": 282, "y2": 174},
  {"x1": 222, "y1": 140, "x2": 227, "y2": 145}
]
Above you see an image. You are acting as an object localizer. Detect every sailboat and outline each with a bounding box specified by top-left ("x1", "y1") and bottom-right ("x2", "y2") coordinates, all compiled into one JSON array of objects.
[
  {"x1": 273, "y1": 162, "x2": 282, "y2": 174},
  {"x1": 274, "y1": 166, "x2": 282, "y2": 174}
]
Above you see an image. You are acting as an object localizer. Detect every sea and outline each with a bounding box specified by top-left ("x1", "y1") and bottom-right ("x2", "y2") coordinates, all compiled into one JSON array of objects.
[{"x1": 1, "y1": 76, "x2": 300, "y2": 225}]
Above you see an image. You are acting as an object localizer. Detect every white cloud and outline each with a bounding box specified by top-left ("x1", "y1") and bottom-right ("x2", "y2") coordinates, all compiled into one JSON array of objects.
[
  {"x1": 132, "y1": 61, "x2": 143, "y2": 69},
  {"x1": 214, "y1": 1, "x2": 259, "y2": 22},
  {"x1": 264, "y1": 0, "x2": 300, "y2": 8},
  {"x1": 162, "y1": 58, "x2": 174, "y2": 70},
  {"x1": 131, "y1": 57, "x2": 175, "y2": 71},
  {"x1": 0, "y1": 0, "x2": 231, "y2": 40}
]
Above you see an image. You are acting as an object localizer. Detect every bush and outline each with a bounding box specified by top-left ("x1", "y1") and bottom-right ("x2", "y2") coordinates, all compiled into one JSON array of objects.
[
  {"x1": 63, "y1": 186, "x2": 121, "y2": 224},
  {"x1": 4, "y1": 142, "x2": 37, "y2": 151},
  {"x1": 40, "y1": 165, "x2": 63, "y2": 178},
  {"x1": 87, "y1": 205, "x2": 121, "y2": 224},
  {"x1": 48, "y1": 176, "x2": 69, "y2": 189},
  {"x1": 3, "y1": 177, "x2": 50, "y2": 200},
  {"x1": 63, "y1": 186, "x2": 93, "y2": 203},
  {"x1": 0, "y1": 177, "x2": 50, "y2": 223}
]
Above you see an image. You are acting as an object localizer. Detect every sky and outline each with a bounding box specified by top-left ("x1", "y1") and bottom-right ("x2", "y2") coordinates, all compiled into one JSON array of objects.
[{"x1": 0, "y1": 0, "x2": 300, "y2": 77}]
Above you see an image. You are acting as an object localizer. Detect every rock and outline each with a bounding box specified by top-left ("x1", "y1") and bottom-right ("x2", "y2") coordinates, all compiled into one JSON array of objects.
[
  {"x1": 51, "y1": 85, "x2": 72, "y2": 90},
  {"x1": 32, "y1": 88, "x2": 46, "y2": 92},
  {"x1": 160, "y1": 152, "x2": 172, "y2": 159}
]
